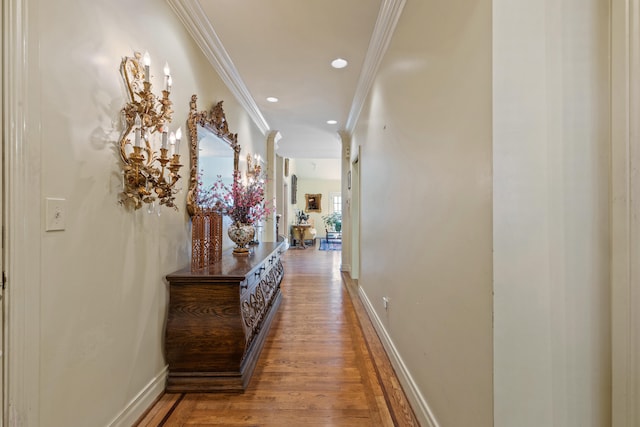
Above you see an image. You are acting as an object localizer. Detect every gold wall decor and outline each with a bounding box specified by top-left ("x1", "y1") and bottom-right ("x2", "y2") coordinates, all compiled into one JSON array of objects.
[
  {"x1": 246, "y1": 153, "x2": 262, "y2": 181},
  {"x1": 118, "y1": 51, "x2": 182, "y2": 211}
]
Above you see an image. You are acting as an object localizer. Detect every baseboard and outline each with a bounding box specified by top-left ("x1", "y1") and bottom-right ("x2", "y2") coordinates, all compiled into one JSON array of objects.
[
  {"x1": 107, "y1": 365, "x2": 168, "y2": 427},
  {"x1": 358, "y1": 287, "x2": 440, "y2": 427},
  {"x1": 340, "y1": 263, "x2": 351, "y2": 273}
]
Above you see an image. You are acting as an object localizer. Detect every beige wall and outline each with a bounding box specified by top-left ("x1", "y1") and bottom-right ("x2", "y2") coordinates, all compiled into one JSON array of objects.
[
  {"x1": 493, "y1": 0, "x2": 611, "y2": 425},
  {"x1": 351, "y1": 0, "x2": 493, "y2": 425},
  {"x1": 19, "y1": 0, "x2": 264, "y2": 425}
]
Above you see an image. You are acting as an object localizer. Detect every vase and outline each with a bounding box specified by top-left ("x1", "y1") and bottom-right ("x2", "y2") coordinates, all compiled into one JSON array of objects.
[{"x1": 227, "y1": 222, "x2": 255, "y2": 256}]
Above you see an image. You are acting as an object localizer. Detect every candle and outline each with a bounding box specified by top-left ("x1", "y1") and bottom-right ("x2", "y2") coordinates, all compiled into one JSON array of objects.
[
  {"x1": 134, "y1": 114, "x2": 141, "y2": 147},
  {"x1": 162, "y1": 127, "x2": 168, "y2": 150},
  {"x1": 169, "y1": 132, "x2": 176, "y2": 155},
  {"x1": 167, "y1": 75, "x2": 172, "y2": 93},
  {"x1": 143, "y1": 51, "x2": 151, "y2": 83},
  {"x1": 175, "y1": 127, "x2": 182, "y2": 153},
  {"x1": 163, "y1": 62, "x2": 170, "y2": 91}
]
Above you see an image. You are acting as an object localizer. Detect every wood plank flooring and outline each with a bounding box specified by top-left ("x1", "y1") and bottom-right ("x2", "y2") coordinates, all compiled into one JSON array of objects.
[{"x1": 136, "y1": 243, "x2": 419, "y2": 426}]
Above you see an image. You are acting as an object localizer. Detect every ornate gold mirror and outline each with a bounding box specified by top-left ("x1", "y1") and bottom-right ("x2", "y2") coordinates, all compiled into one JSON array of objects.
[{"x1": 186, "y1": 95, "x2": 241, "y2": 215}]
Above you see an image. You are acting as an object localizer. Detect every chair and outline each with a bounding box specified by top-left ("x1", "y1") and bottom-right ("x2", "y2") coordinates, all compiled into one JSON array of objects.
[{"x1": 325, "y1": 228, "x2": 342, "y2": 244}]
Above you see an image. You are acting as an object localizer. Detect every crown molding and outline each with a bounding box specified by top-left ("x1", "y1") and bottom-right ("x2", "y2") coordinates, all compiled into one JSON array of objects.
[
  {"x1": 344, "y1": 0, "x2": 407, "y2": 134},
  {"x1": 168, "y1": 0, "x2": 405, "y2": 142},
  {"x1": 167, "y1": 0, "x2": 271, "y2": 135}
]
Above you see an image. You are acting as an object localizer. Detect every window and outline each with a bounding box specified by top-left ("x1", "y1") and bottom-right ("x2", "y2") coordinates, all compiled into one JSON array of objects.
[{"x1": 329, "y1": 192, "x2": 342, "y2": 214}]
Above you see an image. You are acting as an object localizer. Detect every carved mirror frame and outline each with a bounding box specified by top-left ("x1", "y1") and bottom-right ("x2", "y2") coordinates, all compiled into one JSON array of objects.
[{"x1": 186, "y1": 95, "x2": 241, "y2": 216}]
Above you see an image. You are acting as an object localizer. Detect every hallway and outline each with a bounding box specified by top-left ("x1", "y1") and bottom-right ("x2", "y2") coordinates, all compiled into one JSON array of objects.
[{"x1": 136, "y1": 245, "x2": 418, "y2": 426}]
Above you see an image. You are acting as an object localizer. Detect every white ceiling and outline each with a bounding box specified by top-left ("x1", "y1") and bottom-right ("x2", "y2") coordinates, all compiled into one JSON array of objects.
[{"x1": 168, "y1": 0, "x2": 406, "y2": 159}]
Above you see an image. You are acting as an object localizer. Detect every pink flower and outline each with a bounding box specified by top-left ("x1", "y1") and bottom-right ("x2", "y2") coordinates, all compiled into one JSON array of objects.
[{"x1": 197, "y1": 170, "x2": 272, "y2": 225}]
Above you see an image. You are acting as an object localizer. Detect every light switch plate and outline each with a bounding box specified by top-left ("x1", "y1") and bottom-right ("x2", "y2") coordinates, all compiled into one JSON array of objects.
[{"x1": 46, "y1": 198, "x2": 66, "y2": 231}]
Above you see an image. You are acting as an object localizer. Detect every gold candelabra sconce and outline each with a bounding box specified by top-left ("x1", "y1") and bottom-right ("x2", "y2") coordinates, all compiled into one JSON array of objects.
[
  {"x1": 246, "y1": 153, "x2": 262, "y2": 182},
  {"x1": 119, "y1": 51, "x2": 183, "y2": 211}
]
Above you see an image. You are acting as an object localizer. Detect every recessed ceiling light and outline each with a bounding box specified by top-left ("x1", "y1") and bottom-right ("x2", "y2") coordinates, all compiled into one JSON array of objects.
[
  {"x1": 266, "y1": 97, "x2": 279, "y2": 103},
  {"x1": 331, "y1": 58, "x2": 348, "y2": 69},
  {"x1": 326, "y1": 120, "x2": 338, "y2": 125}
]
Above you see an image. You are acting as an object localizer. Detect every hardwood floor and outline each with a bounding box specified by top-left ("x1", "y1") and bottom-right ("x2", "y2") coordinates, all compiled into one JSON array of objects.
[{"x1": 136, "y1": 243, "x2": 419, "y2": 426}]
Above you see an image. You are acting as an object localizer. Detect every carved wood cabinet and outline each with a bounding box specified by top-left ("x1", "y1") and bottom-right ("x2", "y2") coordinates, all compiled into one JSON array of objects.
[{"x1": 165, "y1": 241, "x2": 286, "y2": 392}]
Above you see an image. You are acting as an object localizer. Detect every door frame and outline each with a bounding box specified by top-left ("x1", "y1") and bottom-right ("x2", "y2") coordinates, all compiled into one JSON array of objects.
[
  {"x1": 611, "y1": 0, "x2": 640, "y2": 425},
  {"x1": 350, "y1": 154, "x2": 360, "y2": 280},
  {"x1": 0, "y1": 2, "x2": 4, "y2": 424},
  {"x1": 3, "y1": 0, "x2": 42, "y2": 424}
]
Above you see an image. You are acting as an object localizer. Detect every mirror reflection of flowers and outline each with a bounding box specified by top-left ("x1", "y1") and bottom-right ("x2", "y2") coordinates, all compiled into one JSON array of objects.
[{"x1": 197, "y1": 170, "x2": 271, "y2": 225}]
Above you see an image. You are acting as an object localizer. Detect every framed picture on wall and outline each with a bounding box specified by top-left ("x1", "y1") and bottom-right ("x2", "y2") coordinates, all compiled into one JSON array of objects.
[
  {"x1": 305, "y1": 193, "x2": 322, "y2": 213},
  {"x1": 291, "y1": 174, "x2": 297, "y2": 204}
]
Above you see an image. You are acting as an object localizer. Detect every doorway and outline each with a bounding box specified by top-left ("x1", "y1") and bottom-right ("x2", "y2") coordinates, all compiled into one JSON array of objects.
[
  {"x1": 351, "y1": 156, "x2": 360, "y2": 280},
  {"x1": 282, "y1": 182, "x2": 289, "y2": 241},
  {"x1": 0, "y1": 1, "x2": 5, "y2": 422}
]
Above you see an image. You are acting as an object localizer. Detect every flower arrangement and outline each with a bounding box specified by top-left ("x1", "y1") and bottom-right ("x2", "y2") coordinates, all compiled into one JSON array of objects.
[{"x1": 197, "y1": 170, "x2": 271, "y2": 225}]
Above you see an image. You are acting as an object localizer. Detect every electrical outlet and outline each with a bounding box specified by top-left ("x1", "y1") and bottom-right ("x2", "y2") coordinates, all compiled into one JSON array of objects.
[
  {"x1": 46, "y1": 198, "x2": 66, "y2": 231},
  {"x1": 383, "y1": 297, "x2": 390, "y2": 310}
]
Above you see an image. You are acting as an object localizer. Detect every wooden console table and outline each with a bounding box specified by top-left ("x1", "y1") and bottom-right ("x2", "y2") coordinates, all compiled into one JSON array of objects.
[{"x1": 165, "y1": 241, "x2": 286, "y2": 392}]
